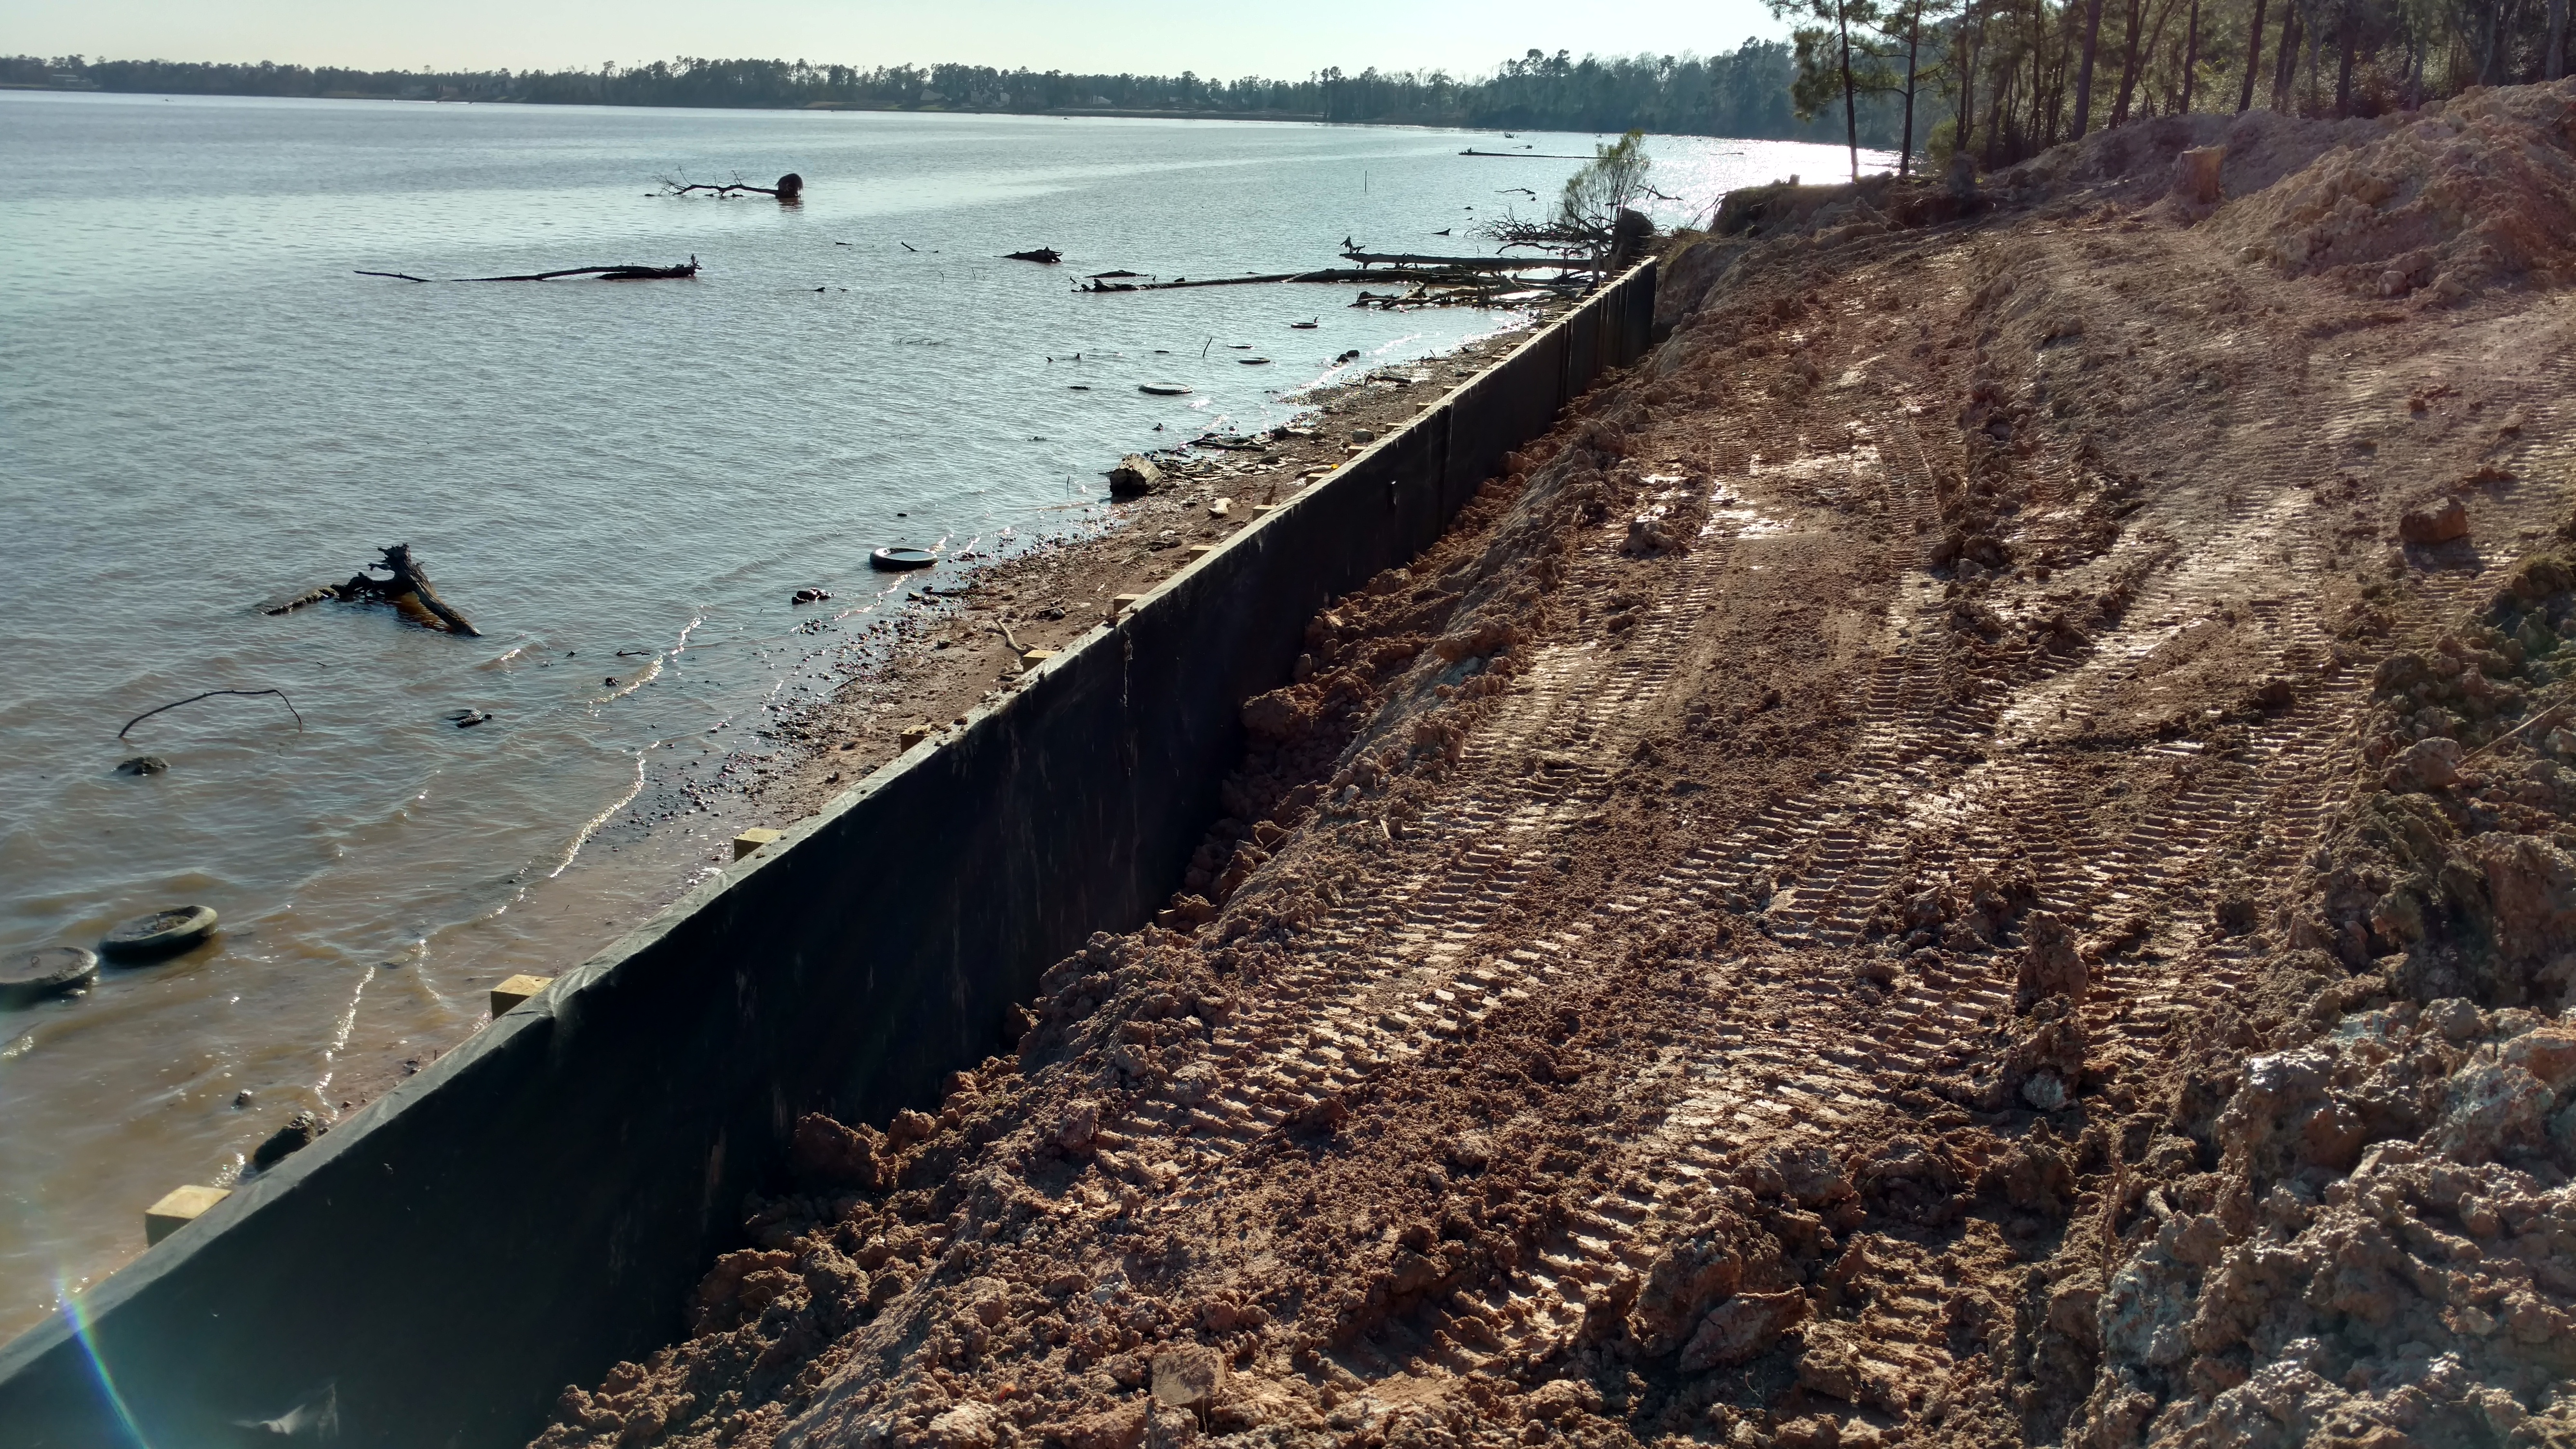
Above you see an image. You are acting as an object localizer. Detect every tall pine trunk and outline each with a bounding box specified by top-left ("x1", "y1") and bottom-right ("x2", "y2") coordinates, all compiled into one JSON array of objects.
[
  {"x1": 2182, "y1": 0, "x2": 2204, "y2": 109},
  {"x1": 2552, "y1": 0, "x2": 2570, "y2": 80},
  {"x1": 1840, "y1": 0, "x2": 1862, "y2": 178},
  {"x1": 1900, "y1": 0, "x2": 1924, "y2": 176},
  {"x1": 2273, "y1": 0, "x2": 2302, "y2": 110},
  {"x1": 2115, "y1": 0, "x2": 2178, "y2": 125},
  {"x1": 2109, "y1": 0, "x2": 2146, "y2": 127},
  {"x1": 2334, "y1": 0, "x2": 2360, "y2": 111},
  {"x1": 2072, "y1": 0, "x2": 2109, "y2": 136},
  {"x1": 2238, "y1": 0, "x2": 2269, "y2": 110},
  {"x1": 1957, "y1": 1, "x2": 1985, "y2": 158}
]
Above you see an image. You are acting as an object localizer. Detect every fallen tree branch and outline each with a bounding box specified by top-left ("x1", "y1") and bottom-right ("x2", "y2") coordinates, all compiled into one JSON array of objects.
[
  {"x1": 657, "y1": 172, "x2": 803, "y2": 201},
  {"x1": 463, "y1": 260, "x2": 699, "y2": 282},
  {"x1": 121, "y1": 689, "x2": 304, "y2": 739},
  {"x1": 1085, "y1": 266, "x2": 1573, "y2": 293},
  {"x1": 1338, "y1": 250, "x2": 1597, "y2": 270},
  {"x1": 263, "y1": 544, "x2": 482, "y2": 636},
  {"x1": 358, "y1": 259, "x2": 700, "y2": 283}
]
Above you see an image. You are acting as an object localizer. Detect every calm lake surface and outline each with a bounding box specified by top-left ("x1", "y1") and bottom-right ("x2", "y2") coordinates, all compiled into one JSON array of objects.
[{"x1": 0, "y1": 88, "x2": 1878, "y2": 1333}]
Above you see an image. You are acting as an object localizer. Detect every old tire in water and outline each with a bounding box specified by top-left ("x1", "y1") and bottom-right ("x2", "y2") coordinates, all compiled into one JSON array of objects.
[
  {"x1": 101, "y1": 906, "x2": 218, "y2": 962},
  {"x1": 1, "y1": 948, "x2": 100, "y2": 1006},
  {"x1": 871, "y1": 547, "x2": 936, "y2": 571}
]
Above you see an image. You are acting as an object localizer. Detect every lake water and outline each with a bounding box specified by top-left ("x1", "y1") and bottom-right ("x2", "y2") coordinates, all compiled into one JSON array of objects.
[{"x1": 0, "y1": 88, "x2": 1877, "y2": 1334}]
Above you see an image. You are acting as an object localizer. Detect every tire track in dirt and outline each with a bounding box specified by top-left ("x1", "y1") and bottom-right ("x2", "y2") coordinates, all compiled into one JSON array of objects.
[
  {"x1": 1163, "y1": 492, "x2": 1776, "y2": 1179},
  {"x1": 1409, "y1": 281, "x2": 2576, "y2": 1403}
]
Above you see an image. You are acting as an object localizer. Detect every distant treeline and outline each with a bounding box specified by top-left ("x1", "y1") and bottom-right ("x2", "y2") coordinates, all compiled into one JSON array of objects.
[{"x1": 0, "y1": 46, "x2": 1910, "y2": 147}]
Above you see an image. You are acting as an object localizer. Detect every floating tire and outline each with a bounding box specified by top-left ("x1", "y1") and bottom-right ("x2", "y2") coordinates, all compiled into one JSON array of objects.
[
  {"x1": 870, "y1": 547, "x2": 936, "y2": 571},
  {"x1": 1, "y1": 948, "x2": 99, "y2": 1006},
  {"x1": 100, "y1": 906, "x2": 218, "y2": 962}
]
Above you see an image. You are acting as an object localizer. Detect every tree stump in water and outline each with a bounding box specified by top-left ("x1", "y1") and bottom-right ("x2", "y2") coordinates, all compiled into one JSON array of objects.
[
  {"x1": 344, "y1": 544, "x2": 480, "y2": 635},
  {"x1": 775, "y1": 173, "x2": 803, "y2": 202},
  {"x1": 262, "y1": 543, "x2": 480, "y2": 635}
]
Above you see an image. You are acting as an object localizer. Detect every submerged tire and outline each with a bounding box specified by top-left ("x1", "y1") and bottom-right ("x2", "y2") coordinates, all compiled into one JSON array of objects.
[
  {"x1": 1, "y1": 948, "x2": 100, "y2": 1006},
  {"x1": 871, "y1": 547, "x2": 936, "y2": 571},
  {"x1": 100, "y1": 906, "x2": 218, "y2": 962}
]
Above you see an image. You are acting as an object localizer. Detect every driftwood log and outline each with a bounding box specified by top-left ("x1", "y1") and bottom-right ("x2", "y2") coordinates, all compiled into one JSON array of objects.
[
  {"x1": 358, "y1": 258, "x2": 698, "y2": 283},
  {"x1": 264, "y1": 545, "x2": 481, "y2": 636},
  {"x1": 659, "y1": 173, "x2": 801, "y2": 201},
  {"x1": 1338, "y1": 251, "x2": 1597, "y2": 269},
  {"x1": 1081, "y1": 266, "x2": 1573, "y2": 293}
]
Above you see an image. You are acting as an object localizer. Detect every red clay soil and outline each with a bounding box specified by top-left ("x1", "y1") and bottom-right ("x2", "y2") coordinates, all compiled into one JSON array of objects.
[{"x1": 532, "y1": 81, "x2": 2576, "y2": 1449}]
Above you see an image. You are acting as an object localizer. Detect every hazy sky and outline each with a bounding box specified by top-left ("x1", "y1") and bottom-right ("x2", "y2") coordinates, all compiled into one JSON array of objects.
[{"x1": 9, "y1": 0, "x2": 1791, "y2": 78}]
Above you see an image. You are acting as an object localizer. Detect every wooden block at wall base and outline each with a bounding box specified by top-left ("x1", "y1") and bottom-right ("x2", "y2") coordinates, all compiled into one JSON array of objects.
[
  {"x1": 490, "y1": 974, "x2": 554, "y2": 1017},
  {"x1": 145, "y1": 1184, "x2": 231, "y2": 1245},
  {"x1": 733, "y1": 827, "x2": 783, "y2": 860}
]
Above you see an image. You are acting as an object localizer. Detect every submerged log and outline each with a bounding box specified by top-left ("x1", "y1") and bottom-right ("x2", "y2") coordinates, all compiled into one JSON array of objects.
[
  {"x1": 1004, "y1": 247, "x2": 1064, "y2": 264},
  {"x1": 1083, "y1": 267, "x2": 1537, "y2": 293},
  {"x1": 263, "y1": 544, "x2": 481, "y2": 636},
  {"x1": 358, "y1": 258, "x2": 699, "y2": 283},
  {"x1": 659, "y1": 173, "x2": 801, "y2": 200},
  {"x1": 1337, "y1": 250, "x2": 1597, "y2": 270}
]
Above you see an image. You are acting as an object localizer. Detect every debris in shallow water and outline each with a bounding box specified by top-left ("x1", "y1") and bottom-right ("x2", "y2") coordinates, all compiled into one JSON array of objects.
[
  {"x1": 1109, "y1": 455, "x2": 1167, "y2": 496},
  {"x1": 656, "y1": 172, "x2": 801, "y2": 201},
  {"x1": 358, "y1": 259, "x2": 701, "y2": 283},
  {"x1": 250, "y1": 1111, "x2": 328, "y2": 1171},
  {"x1": 114, "y1": 755, "x2": 168, "y2": 776},
  {"x1": 100, "y1": 906, "x2": 217, "y2": 962},
  {"x1": 120, "y1": 688, "x2": 304, "y2": 739},
  {"x1": 1, "y1": 948, "x2": 98, "y2": 1006},
  {"x1": 263, "y1": 544, "x2": 479, "y2": 635}
]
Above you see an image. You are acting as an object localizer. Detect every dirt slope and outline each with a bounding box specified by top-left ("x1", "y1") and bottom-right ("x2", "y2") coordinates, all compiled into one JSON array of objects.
[{"x1": 532, "y1": 81, "x2": 2576, "y2": 1449}]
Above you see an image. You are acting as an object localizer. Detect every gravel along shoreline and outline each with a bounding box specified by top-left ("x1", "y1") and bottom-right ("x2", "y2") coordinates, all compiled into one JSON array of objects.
[{"x1": 730, "y1": 315, "x2": 1561, "y2": 846}]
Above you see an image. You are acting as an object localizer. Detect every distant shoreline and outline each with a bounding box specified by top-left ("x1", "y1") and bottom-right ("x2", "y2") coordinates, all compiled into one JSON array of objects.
[
  {"x1": 1, "y1": 43, "x2": 1906, "y2": 148},
  {"x1": 0, "y1": 85, "x2": 1383, "y2": 130}
]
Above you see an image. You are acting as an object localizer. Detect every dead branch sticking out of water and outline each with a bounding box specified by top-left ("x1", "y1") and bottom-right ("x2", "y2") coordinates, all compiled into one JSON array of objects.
[
  {"x1": 357, "y1": 258, "x2": 699, "y2": 283},
  {"x1": 264, "y1": 545, "x2": 482, "y2": 636},
  {"x1": 657, "y1": 172, "x2": 802, "y2": 201},
  {"x1": 121, "y1": 688, "x2": 304, "y2": 739}
]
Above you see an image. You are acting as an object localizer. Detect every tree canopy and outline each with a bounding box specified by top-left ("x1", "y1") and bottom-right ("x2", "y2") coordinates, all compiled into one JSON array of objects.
[{"x1": 0, "y1": 46, "x2": 1910, "y2": 147}]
